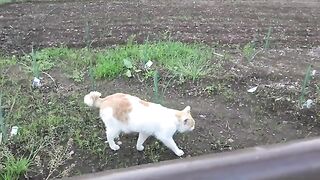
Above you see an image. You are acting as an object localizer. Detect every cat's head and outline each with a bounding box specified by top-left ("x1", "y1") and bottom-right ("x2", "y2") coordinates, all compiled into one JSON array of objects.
[
  {"x1": 176, "y1": 106, "x2": 195, "y2": 133},
  {"x1": 84, "y1": 91, "x2": 102, "y2": 107}
]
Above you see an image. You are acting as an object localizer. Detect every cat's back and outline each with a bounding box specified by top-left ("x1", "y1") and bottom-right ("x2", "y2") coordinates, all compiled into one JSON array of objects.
[
  {"x1": 125, "y1": 94, "x2": 165, "y2": 112},
  {"x1": 100, "y1": 93, "x2": 152, "y2": 109},
  {"x1": 100, "y1": 93, "x2": 170, "y2": 121},
  {"x1": 126, "y1": 95, "x2": 174, "y2": 122}
]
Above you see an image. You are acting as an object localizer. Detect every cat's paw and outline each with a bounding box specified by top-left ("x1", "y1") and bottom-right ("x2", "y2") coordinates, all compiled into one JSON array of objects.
[
  {"x1": 175, "y1": 149, "x2": 184, "y2": 157},
  {"x1": 110, "y1": 144, "x2": 120, "y2": 151},
  {"x1": 136, "y1": 145, "x2": 144, "y2": 151}
]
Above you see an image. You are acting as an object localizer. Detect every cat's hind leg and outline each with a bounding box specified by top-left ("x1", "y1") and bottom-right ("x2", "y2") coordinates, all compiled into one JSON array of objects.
[
  {"x1": 136, "y1": 133, "x2": 150, "y2": 151},
  {"x1": 106, "y1": 128, "x2": 121, "y2": 151},
  {"x1": 101, "y1": 109, "x2": 121, "y2": 151}
]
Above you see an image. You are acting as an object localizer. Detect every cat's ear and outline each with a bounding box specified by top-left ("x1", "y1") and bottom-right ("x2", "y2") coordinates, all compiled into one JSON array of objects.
[{"x1": 183, "y1": 106, "x2": 191, "y2": 114}]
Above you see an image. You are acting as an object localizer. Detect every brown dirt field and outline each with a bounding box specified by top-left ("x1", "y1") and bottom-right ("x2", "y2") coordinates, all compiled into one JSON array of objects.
[
  {"x1": 1, "y1": 0, "x2": 319, "y2": 54},
  {"x1": 1, "y1": 0, "x2": 320, "y2": 179}
]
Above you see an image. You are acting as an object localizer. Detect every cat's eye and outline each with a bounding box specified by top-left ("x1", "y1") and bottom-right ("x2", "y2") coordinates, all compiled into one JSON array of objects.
[{"x1": 184, "y1": 119, "x2": 188, "y2": 124}]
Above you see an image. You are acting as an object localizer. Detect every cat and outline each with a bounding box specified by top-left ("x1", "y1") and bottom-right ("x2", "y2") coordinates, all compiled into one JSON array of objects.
[{"x1": 84, "y1": 91, "x2": 195, "y2": 156}]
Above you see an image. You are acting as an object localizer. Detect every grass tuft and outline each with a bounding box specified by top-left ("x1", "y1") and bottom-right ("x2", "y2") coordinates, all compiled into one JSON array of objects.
[
  {"x1": 242, "y1": 42, "x2": 256, "y2": 61},
  {"x1": 94, "y1": 51, "x2": 124, "y2": 78},
  {"x1": 299, "y1": 64, "x2": 312, "y2": 107},
  {"x1": 264, "y1": 27, "x2": 272, "y2": 49},
  {"x1": 31, "y1": 45, "x2": 40, "y2": 78},
  {"x1": 0, "y1": 147, "x2": 30, "y2": 180},
  {"x1": 94, "y1": 41, "x2": 213, "y2": 80},
  {"x1": 153, "y1": 70, "x2": 161, "y2": 104},
  {"x1": 0, "y1": 92, "x2": 6, "y2": 144}
]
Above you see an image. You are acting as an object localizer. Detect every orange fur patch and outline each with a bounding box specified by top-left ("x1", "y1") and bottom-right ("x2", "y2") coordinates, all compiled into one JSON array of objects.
[
  {"x1": 100, "y1": 93, "x2": 132, "y2": 123},
  {"x1": 139, "y1": 100, "x2": 150, "y2": 107},
  {"x1": 175, "y1": 111, "x2": 183, "y2": 121}
]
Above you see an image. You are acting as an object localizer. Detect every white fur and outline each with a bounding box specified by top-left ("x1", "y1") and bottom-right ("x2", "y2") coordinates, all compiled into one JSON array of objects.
[
  {"x1": 85, "y1": 92, "x2": 194, "y2": 157},
  {"x1": 84, "y1": 91, "x2": 101, "y2": 107}
]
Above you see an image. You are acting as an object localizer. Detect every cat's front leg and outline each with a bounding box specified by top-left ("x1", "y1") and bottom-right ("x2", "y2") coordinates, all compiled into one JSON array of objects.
[
  {"x1": 136, "y1": 133, "x2": 150, "y2": 151},
  {"x1": 106, "y1": 129, "x2": 120, "y2": 151},
  {"x1": 158, "y1": 136, "x2": 184, "y2": 156}
]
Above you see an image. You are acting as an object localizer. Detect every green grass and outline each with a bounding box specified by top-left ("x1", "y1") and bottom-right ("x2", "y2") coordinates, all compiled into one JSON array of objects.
[
  {"x1": 21, "y1": 46, "x2": 93, "y2": 82},
  {"x1": 2, "y1": 92, "x2": 104, "y2": 177},
  {"x1": 95, "y1": 51, "x2": 124, "y2": 78},
  {"x1": 0, "y1": 146, "x2": 30, "y2": 180},
  {"x1": 264, "y1": 27, "x2": 272, "y2": 49},
  {"x1": 0, "y1": 74, "x2": 106, "y2": 179},
  {"x1": 18, "y1": 41, "x2": 215, "y2": 82},
  {"x1": 1, "y1": 157, "x2": 30, "y2": 180},
  {"x1": 9, "y1": 90, "x2": 104, "y2": 155},
  {"x1": 0, "y1": 55, "x2": 17, "y2": 67},
  {"x1": 94, "y1": 41, "x2": 214, "y2": 80},
  {"x1": 0, "y1": 92, "x2": 6, "y2": 144},
  {"x1": 242, "y1": 42, "x2": 256, "y2": 61},
  {"x1": 31, "y1": 46, "x2": 40, "y2": 78},
  {"x1": 23, "y1": 47, "x2": 57, "y2": 72},
  {"x1": 0, "y1": 0, "x2": 11, "y2": 4},
  {"x1": 299, "y1": 64, "x2": 312, "y2": 107}
]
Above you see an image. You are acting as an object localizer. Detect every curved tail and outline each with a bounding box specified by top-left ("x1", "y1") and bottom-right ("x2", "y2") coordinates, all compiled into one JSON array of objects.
[{"x1": 84, "y1": 91, "x2": 102, "y2": 108}]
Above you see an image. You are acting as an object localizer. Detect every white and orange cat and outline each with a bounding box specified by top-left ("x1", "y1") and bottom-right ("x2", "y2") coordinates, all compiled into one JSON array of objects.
[{"x1": 84, "y1": 91, "x2": 195, "y2": 156}]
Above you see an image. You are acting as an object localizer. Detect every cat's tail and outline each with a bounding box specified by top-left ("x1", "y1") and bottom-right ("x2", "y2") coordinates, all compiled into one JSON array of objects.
[{"x1": 84, "y1": 91, "x2": 102, "y2": 108}]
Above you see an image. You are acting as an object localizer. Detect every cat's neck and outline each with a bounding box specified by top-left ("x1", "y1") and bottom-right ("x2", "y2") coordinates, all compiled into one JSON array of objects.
[
  {"x1": 167, "y1": 108, "x2": 182, "y2": 125},
  {"x1": 149, "y1": 103, "x2": 181, "y2": 121},
  {"x1": 94, "y1": 98, "x2": 103, "y2": 108}
]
